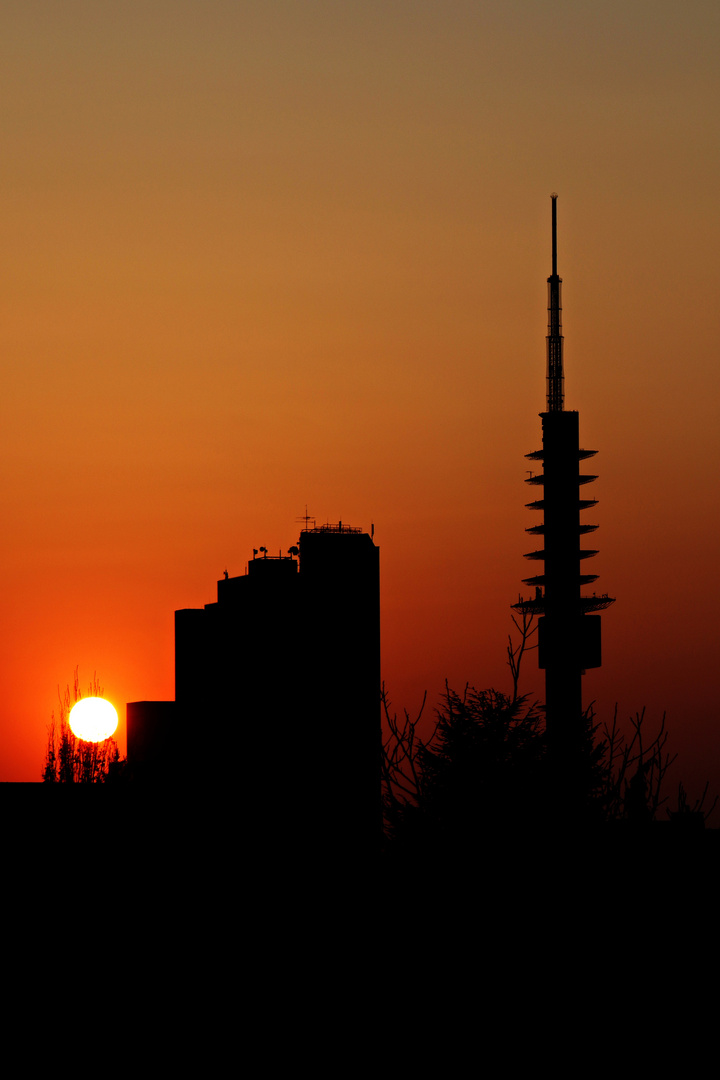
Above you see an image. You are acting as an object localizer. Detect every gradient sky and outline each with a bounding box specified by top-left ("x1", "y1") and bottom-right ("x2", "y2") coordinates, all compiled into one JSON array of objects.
[{"x1": 2, "y1": 1, "x2": 719, "y2": 802}]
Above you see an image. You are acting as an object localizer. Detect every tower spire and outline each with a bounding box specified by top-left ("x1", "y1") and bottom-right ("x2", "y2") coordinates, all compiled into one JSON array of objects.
[
  {"x1": 546, "y1": 193, "x2": 564, "y2": 412},
  {"x1": 514, "y1": 196, "x2": 614, "y2": 755}
]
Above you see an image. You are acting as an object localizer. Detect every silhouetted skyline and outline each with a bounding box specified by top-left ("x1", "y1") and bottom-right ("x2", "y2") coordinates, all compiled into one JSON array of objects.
[{"x1": 1, "y1": 6, "x2": 718, "y2": 803}]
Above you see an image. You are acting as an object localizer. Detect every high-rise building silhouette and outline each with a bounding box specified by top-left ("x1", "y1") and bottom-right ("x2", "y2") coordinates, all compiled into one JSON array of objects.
[
  {"x1": 514, "y1": 196, "x2": 614, "y2": 751},
  {"x1": 128, "y1": 521, "x2": 380, "y2": 848}
]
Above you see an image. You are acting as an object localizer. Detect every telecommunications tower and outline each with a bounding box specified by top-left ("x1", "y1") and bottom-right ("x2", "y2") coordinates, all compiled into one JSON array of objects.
[{"x1": 514, "y1": 195, "x2": 614, "y2": 750}]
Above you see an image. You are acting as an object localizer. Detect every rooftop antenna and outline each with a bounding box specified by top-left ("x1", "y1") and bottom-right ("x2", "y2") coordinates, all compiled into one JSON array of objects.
[
  {"x1": 296, "y1": 505, "x2": 316, "y2": 532},
  {"x1": 546, "y1": 193, "x2": 564, "y2": 412}
]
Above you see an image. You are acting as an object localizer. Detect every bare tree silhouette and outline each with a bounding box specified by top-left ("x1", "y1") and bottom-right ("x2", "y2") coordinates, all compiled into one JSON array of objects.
[
  {"x1": 42, "y1": 668, "x2": 122, "y2": 783},
  {"x1": 382, "y1": 612, "x2": 713, "y2": 855}
]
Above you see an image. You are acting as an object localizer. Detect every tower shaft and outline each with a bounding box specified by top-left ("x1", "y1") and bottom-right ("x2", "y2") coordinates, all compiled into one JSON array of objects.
[{"x1": 515, "y1": 195, "x2": 614, "y2": 751}]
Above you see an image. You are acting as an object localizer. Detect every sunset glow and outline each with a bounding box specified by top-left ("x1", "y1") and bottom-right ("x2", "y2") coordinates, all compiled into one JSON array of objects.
[
  {"x1": 68, "y1": 699, "x2": 119, "y2": 744},
  {"x1": 0, "y1": 3, "x2": 718, "y2": 803}
]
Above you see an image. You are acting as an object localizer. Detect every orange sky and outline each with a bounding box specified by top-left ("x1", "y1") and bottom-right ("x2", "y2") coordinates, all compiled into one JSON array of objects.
[{"x1": 2, "y1": 1, "x2": 720, "y2": 803}]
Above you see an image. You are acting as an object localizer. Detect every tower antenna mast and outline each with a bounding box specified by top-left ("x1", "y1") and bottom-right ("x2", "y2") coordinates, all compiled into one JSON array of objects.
[
  {"x1": 515, "y1": 193, "x2": 615, "y2": 754},
  {"x1": 546, "y1": 193, "x2": 564, "y2": 411}
]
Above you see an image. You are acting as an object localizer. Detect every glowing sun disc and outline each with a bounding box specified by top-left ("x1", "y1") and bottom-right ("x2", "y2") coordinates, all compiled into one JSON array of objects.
[{"x1": 68, "y1": 698, "x2": 118, "y2": 742}]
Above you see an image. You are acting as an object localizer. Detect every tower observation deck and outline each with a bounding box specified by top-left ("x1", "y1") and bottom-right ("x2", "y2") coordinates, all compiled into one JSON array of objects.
[{"x1": 514, "y1": 195, "x2": 614, "y2": 748}]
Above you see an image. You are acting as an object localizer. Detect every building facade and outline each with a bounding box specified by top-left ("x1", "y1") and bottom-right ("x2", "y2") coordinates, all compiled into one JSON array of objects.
[{"x1": 128, "y1": 522, "x2": 381, "y2": 847}]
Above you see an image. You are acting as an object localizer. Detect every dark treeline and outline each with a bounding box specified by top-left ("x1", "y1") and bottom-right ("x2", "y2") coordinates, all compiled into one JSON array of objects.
[{"x1": 381, "y1": 672, "x2": 716, "y2": 864}]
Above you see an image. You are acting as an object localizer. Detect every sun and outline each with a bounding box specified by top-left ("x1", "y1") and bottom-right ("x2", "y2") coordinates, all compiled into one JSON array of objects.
[{"x1": 68, "y1": 698, "x2": 119, "y2": 742}]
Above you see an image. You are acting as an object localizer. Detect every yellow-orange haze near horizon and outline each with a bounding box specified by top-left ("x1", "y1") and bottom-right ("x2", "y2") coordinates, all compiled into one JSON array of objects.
[{"x1": 1, "y1": 2, "x2": 720, "y2": 799}]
